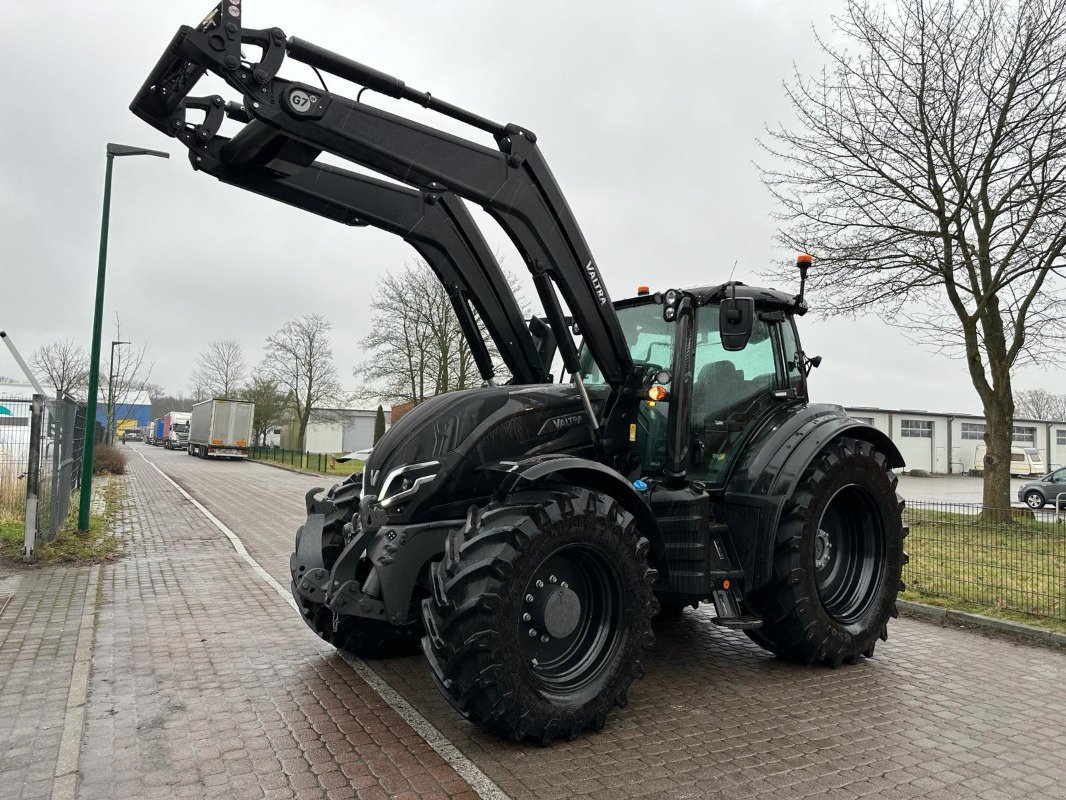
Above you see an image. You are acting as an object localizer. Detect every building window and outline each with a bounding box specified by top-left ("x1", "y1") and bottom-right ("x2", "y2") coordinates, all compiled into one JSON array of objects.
[
  {"x1": 1012, "y1": 425, "x2": 1036, "y2": 446},
  {"x1": 901, "y1": 419, "x2": 932, "y2": 438},
  {"x1": 1057, "y1": 430, "x2": 1066, "y2": 446},
  {"x1": 960, "y1": 422, "x2": 986, "y2": 441},
  {"x1": 851, "y1": 416, "x2": 874, "y2": 425}
]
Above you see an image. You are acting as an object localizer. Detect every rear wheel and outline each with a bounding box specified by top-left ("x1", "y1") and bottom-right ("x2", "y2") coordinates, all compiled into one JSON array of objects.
[
  {"x1": 746, "y1": 437, "x2": 906, "y2": 666},
  {"x1": 422, "y1": 487, "x2": 657, "y2": 743}
]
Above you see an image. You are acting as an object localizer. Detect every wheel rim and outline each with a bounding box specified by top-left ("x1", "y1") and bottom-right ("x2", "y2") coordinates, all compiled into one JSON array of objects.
[
  {"x1": 518, "y1": 544, "x2": 623, "y2": 693},
  {"x1": 814, "y1": 485, "x2": 887, "y2": 624},
  {"x1": 1027, "y1": 493, "x2": 1042, "y2": 508}
]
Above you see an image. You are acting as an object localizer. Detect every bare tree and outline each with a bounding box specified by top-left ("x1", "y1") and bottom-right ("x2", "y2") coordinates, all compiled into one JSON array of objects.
[
  {"x1": 762, "y1": 0, "x2": 1066, "y2": 514},
  {"x1": 357, "y1": 261, "x2": 527, "y2": 404},
  {"x1": 31, "y1": 338, "x2": 89, "y2": 398},
  {"x1": 149, "y1": 395, "x2": 198, "y2": 417},
  {"x1": 263, "y1": 314, "x2": 342, "y2": 451},
  {"x1": 239, "y1": 375, "x2": 290, "y2": 445},
  {"x1": 101, "y1": 318, "x2": 153, "y2": 443},
  {"x1": 190, "y1": 339, "x2": 246, "y2": 398},
  {"x1": 1014, "y1": 388, "x2": 1066, "y2": 421}
]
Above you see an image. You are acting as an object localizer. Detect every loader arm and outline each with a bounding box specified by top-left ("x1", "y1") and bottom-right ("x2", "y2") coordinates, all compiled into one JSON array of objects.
[
  {"x1": 185, "y1": 118, "x2": 547, "y2": 384},
  {"x1": 130, "y1": 4, "x2": 633, "y2": 390}
]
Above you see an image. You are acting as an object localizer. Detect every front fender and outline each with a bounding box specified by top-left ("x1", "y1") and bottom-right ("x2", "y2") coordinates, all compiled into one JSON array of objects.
[
  {"x1": 722, "y1": 403, "x2": 904, "y2": 590},
  {"x1": 492, "y1": 454, "x2": 666, "y2": 575}
]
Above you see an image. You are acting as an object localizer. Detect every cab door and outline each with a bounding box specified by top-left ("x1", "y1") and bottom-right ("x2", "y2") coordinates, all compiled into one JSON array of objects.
[{"x1": 687, "y1": 304, "x2": 790, "y2": 487}]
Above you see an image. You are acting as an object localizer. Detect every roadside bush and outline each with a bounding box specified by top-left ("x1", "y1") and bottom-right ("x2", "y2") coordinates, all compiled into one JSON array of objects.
[{"x1": 93, "y1": 445, "x2": 127, "y2": 475}]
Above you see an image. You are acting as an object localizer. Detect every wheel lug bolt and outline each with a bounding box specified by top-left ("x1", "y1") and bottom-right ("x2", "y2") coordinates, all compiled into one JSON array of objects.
[
  {"x1": 540, "y1": 635, "x2": 550, "y2": 643},
  {"x1": 549, "y1": 575, "x2": 557, "y2": 583},
  {"x1": 535, "y1": 580, "x2": 544, "y2": 589},
  {"x1": 528, "y1": 628, "x2": 538, "y2": 638},
  {"x1": 560, "y1": 582, "x2": 568, "y2": 589},
  {"x1": 525, "y1": 594, "x2": 534, "y2": 603},
  {"x1": 522, "y1": 612, "x2": 531, "y2": 622}
]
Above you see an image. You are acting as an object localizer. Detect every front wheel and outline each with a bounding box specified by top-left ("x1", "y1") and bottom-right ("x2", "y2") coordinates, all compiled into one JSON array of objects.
[
  {"x1": 422, "y1": 488, "x2": 658, "y2": 744},
  {"x1": 1025, "y1": 491, "x2": 1046, "y2": 509},
  {"x1": 746, "y1": 437, "x2": 906, "y2": 666}
]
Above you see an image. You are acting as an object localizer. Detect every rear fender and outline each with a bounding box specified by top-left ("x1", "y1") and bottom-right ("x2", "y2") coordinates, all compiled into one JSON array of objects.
[
  {"x1": 722, "y1": 404, "x2": 904, "y2": 590},
  {"x1": 492, "y1": 455, "x2": 666, "y2": 575}
]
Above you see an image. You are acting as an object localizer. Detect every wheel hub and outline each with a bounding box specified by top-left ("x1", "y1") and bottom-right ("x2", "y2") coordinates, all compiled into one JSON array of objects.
[
  {"x1": 814, "y1": 528, "x2": 833, "y2": 570},
  {"x1": 518, "y1": 545, "x2": 623, "y2": 692},
  {"x1": 542, "y1": 585, "x2": 582, "y2": 639}
]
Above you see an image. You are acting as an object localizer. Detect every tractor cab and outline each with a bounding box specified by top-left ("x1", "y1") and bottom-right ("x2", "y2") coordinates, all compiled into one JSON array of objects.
[{"x1": 579, "y1": 282, "x2": 811, "y2": 488}]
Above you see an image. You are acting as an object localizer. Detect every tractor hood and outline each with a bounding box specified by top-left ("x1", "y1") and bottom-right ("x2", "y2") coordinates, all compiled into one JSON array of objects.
[{"x1": 364, "y1": 384, "x2": 606, "y2": 518}]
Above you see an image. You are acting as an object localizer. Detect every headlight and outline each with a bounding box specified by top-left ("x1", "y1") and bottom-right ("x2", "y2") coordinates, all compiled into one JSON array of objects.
[{"x1": 378, "y1": 460, "x2": 441, "y2": 508}]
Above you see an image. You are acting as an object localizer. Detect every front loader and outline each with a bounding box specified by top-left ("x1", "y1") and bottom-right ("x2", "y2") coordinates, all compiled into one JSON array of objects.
[{"x1": 133, "y1": 3, "x2": 908, "y2": 745}]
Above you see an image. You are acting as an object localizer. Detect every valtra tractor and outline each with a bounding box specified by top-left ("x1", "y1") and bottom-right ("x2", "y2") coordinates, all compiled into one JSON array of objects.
[{"x1": 132, "y1": 3, "x2": 907, "y2": 744}]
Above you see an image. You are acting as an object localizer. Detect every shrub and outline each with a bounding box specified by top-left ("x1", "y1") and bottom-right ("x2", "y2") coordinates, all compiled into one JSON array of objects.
[{"x1": 93, "y1": 445, "x2": 127, "y2": 475}]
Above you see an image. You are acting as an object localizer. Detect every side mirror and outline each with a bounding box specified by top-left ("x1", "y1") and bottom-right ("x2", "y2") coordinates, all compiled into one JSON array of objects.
[{"x1": 719, "y1": 296, "x2": 754, "y2": 351}]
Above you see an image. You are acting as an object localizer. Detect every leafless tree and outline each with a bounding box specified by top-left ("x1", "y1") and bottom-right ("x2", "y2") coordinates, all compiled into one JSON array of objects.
[
  {"x1": 262, "y1": 314, "x2": 342, "y2": 451},
  {"x1": 190, "y1": 339, "x2": 246, "y2": 398},
  {"x1": 1014, "y1": 388, "x2": 1066, "y2": 421},
  {"x1": 762, "y1": 0, "x2": 1066, "y2": 514},
  {"x1": 239, "y1": 375, "x2": 290, "y2": 445},
  {"x1": 100, "y1": 317, "x2": 153, "y2": 443},
  {"x1": 31, "y1": 338, "x2": 90, "y2": 398},
  {"x1": 357, "y1": 261, "x2": 527, "y2": 405}
]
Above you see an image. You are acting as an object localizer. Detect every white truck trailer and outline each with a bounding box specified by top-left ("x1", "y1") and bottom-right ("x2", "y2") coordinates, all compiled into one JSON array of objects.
[{"x1": 188, "y1": 398, "x2": 254, "y2": 459}]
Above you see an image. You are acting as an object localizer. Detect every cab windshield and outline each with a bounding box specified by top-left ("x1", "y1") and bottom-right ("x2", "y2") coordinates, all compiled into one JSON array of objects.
[{"x1": 578, "y1": 299, "x2": 794, "y2": 486}]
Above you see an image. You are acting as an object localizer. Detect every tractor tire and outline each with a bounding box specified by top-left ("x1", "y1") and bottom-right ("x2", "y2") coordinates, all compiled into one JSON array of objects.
[
  {"x1": 745, "y1": 437, "x2": 907, "y2": 666},
  {"x1": 422, "y1": 487, "x2": 658, "y2": 744},
  {"x1": 291, "y1": 473, "x2": 422, "y2": 659}
]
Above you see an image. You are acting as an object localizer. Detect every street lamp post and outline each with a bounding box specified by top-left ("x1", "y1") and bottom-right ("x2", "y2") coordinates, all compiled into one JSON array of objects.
[
  {"x1": 107, "y1": 340, "x2": 130, "y2": 445},
  {"x1": 78, "y1": 143, "x2": 168, "y2": 531}
]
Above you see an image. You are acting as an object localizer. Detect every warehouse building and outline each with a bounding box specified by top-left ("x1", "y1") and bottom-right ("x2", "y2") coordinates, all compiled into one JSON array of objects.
[
  {"x1": 843, "y1": 406, "x2": 1066, "y2": 474},
  {"x1": 278, "y1": 408, "x2": 385, "y2": 453}
]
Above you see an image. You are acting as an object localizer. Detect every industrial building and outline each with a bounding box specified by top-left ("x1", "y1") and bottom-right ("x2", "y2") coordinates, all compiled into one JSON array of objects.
[
  {"x1": 276, "y1": 408, "x2": 386, "y2": 453},
  {"x1": 843, "y1": 406, "x2": 1066, "y2": 474}
]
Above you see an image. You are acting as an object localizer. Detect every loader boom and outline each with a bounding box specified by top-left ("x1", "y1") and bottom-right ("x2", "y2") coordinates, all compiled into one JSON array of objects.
[
  {"x1": 186, "y1": 120, "x2": 548, "y2": 384},
  {"x1": 130, "y1": 4, "x2": 633, "y2": 389}
]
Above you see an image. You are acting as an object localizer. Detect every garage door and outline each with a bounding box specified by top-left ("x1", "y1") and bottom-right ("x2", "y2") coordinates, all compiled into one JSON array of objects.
[{"x1": 898, "y1": 419, "x2": 933, "y2": 471}]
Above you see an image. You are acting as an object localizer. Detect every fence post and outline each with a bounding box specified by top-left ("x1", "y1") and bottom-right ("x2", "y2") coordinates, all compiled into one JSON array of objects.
[{"x1": 23, "y1": 394, "x2": 44, "y2": 562}]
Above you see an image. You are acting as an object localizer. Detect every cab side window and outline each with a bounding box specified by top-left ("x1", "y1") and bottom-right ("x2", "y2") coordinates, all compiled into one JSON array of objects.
[{"x1": 689, "y1": 305, "x2": 783, "y2": 486}]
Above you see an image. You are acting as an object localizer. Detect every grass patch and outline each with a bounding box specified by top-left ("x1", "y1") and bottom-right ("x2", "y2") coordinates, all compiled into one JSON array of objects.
[
  {"x1": 0, "y1": 479, "x2": 124, "y2": 566},
  {"x1": 902, "y1": 504, "x2": 1066, "y2": 626},
  {"x1": 250, "y1": 450, "x2": 363, "y2": 476}
]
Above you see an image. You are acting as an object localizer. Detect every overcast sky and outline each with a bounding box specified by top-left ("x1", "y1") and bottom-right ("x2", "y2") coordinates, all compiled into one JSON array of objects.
[{"x1": 2, "y1": 0, "x2": 1062, "y2": 414}]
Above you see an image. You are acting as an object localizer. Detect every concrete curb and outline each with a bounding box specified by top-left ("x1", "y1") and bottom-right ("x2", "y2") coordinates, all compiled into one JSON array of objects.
[
  {"x1": 51, "y1": 564, "x2": 101, "y2": 800},
  {"x1": 898, "y1": 599, "x2": 1066, "y2": 648}
]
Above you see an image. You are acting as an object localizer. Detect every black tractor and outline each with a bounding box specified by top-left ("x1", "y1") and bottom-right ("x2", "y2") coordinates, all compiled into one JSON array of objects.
[{"x1": 133, "y1": 3, "x2": 907, "y2": 744}]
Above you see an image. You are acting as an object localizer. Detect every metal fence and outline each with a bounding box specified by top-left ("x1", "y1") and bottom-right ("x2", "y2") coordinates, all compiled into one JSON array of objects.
[
  {"x1": 249, "y1": 445, "x2": 356, "y2": 474},
  {"x1": 0, "y1": 394, "x2": 86, "y2": 556},
  {"x1": 903, "y1": 500, "x2": 1066, "y2": 621}
]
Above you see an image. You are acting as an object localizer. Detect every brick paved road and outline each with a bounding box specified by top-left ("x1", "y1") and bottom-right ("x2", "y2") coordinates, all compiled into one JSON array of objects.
[
  {"x1": 139, "y1": 445, "x2": 1066, "y2": 800},
  {"x1": 0, "y1": 565, "x2": 97, "y2": 800},
  {"x1": 75, "y1": 451, "x2": 478, "y2": 800}
]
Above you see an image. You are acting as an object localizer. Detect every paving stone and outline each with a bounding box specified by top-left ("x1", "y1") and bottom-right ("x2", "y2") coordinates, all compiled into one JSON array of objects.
[
  {"x1": 72, "y1": 451, "x2": 473, "y2": 799},
  {"x1": 103, "y1": 448, "x2": 1066, "y2": 797}
]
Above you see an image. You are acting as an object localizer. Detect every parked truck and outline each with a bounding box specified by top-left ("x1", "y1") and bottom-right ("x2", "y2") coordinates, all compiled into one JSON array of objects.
[
  {"x1": 188, "y1": 399, "x2": 254, "y2": 459},
  {"x1": 162, "y1": 411, "x2": 191, "y2": 450},
  {"x1": 150, "y1": 418, "x2": 164, "y2": 446}
]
